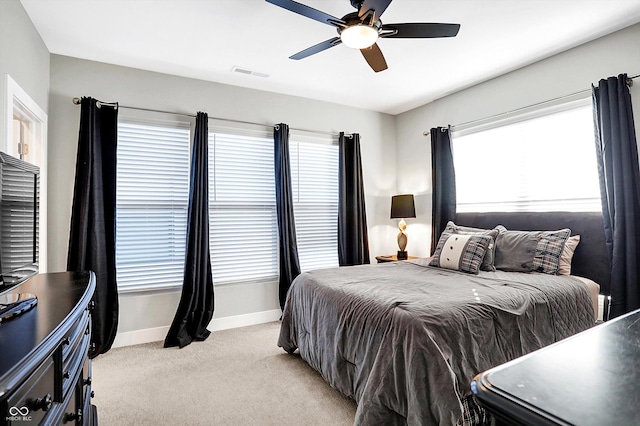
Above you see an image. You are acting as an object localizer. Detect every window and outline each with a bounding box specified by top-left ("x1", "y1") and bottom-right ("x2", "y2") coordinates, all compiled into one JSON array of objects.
[
  {"x1": 12, "y1": 115, "x2": 33, "y2": 161},
  {"x1": 116, "y1": 120, "x2": 190, "y2": 291},
  {"x1": 5, "y1": 75, "x2": 46, "y2": 166},
  {"x1": 453, "y1": 101, "x2": 601, "y2": 212},
  {"x1": 207, "y1": 128, "x2": 339, "y2": 282},
  {"x1": 4, "y1": 75, "x2": 48, "y2": 271},
  {"x1": 290, "y1": 135, "x2": 339, "y2": 271},
  {"x1": 208, "y1": 130, "x2": 278, "y2": 284},
  {"x1": 116, "y1": 119, "x2": 340, "y2": 290}
]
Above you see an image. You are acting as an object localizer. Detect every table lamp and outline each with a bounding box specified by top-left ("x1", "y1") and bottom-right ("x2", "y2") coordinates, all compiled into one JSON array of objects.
[{"x1": 390, "y1": 194, "x2": 416, "y2": 259}]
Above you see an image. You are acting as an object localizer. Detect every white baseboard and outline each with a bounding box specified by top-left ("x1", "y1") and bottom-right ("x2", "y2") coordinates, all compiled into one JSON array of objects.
[
  {"x1": 111, "y1": 325, "x2": 170, "y2": 348},
  {"x1": 207, "y1": 309, "x2": 281, "y2": 331},
  {"x1": 111, "y1": 309, "x2": 282, "y2": 349}
]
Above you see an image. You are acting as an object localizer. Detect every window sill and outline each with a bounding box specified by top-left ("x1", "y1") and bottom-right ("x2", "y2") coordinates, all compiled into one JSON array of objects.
[{"x1": 117, "y1": 275, "x2": 279, "y2": 294}]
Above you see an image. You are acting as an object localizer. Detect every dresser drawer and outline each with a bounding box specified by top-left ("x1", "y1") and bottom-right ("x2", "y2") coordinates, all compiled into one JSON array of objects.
[
  {"x1": 5, "y1": 356, "x2": 56, "y2": 425},
  {"x1": 58, "y1": 377, "x2": 83, "y2": 426},
  {"x1": 57, "y1": 310, "x2": 90, "y2": 400},
  {"x1": 82, "y1": 356, "x2": 92, "y2": 397},
  {"x1": 61, "y1": 310, "x2": 90, "y2": 364},
  {"x1": 60, "y1": 333, "x2": 90, "y2": 400},
  {"x1": 81, "y1": 357, "x2": 93, "y2": 425},
  {"x1": 81, "y1": 382, "x2": 92, "y2": 426}
]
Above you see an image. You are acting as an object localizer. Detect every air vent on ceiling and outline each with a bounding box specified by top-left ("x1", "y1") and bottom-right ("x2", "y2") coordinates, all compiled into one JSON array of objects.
[{"x1": 231, "y1": 66, "x2": 269, "y2": 78}]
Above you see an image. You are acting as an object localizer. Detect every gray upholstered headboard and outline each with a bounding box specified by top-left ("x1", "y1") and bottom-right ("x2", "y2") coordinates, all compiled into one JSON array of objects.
[{"x1": 455, "y1": 212, "x2": 610, "y2": 295}]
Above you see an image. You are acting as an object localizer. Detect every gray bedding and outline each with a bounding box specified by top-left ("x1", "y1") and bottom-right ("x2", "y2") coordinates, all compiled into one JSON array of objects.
[{"x1": 278, "y1": 259, "x2": 594, "y2": 425}]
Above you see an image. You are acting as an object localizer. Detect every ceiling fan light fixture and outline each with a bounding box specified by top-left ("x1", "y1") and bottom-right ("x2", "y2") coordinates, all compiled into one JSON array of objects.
[{"x1": 340, "y1": 24, "x2": 379, "y2": 49}]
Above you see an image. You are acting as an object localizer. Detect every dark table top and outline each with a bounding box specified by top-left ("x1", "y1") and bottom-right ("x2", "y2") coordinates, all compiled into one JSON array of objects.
[
  {"x1": 0, "y1": 271, "x2": 94, "y2": 396},
  {"x1": 472, "y1": 309, "x2": 640, "y2": 425}
]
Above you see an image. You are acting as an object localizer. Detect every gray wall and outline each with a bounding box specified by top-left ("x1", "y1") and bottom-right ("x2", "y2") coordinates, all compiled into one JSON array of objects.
[
  {"x1": 0, "y1": 0, "x2": 50, "y2": 121},
  {"x1": 48, "y1": 55, "x2": 398, "y2": 334},
  {"x1": 0, "y1": 0, "x2": 50, "y2": 270},
  {"x1": 396, "y1": 22, "x2": 640, "y2": 257}
]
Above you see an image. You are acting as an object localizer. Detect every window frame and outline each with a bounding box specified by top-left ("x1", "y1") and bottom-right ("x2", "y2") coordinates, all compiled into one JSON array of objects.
[
  {"x1": 289, "y1": 132, "x2": 340, "y2": 272},
  {"x1": 451, "y1": 95, "x2": 601, "y2": 213},
  {"x1": 207, "y1": 124, "x2": 279, "y2": 286},
  {"x1": 3, "y1": 74, "x2": 48, "y2": 272},
  {"x1": 115, "y1": 115, "x2": 191, "y2": 293},
  {"x1": 114, "y1": 115, "x2": 342, "y2": 291}
]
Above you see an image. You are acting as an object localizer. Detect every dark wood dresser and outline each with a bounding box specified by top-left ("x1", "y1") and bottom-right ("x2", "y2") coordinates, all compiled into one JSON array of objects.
[
  {"x1": 472, "y1": 308, "x2": 640, "y2": 425},
  {"x1": 0, "y1": 272, "x2": 97, "y2": 425}
]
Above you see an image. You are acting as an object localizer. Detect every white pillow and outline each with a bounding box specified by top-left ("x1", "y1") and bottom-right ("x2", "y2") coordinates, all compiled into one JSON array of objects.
[
  {"x1": 429, "y1": 232, "x2": 492, "y2": 274},
  {"x1": 557, "y1": 235, "x2": 580, "y2": 275}
]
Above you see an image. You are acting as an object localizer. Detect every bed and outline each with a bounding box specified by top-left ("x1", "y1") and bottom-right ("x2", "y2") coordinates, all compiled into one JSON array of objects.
[{"x1": 277, "y1": 212, "x2": 610, "y2": 425}]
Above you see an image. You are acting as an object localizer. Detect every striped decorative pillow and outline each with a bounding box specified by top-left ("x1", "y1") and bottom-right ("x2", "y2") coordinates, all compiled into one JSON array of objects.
[
  {"x1": 494, "y1": 227, "x2": 571, "y2": 275},
  {"x1": 532, "y1": 229, "x2": 572, "y2": 274},
  {"x1": 429, "y1": 231, "x2": 493, "y2": 274},
  {"x1": 443, "y1": 221, "x2": 500, "y2": 271}
]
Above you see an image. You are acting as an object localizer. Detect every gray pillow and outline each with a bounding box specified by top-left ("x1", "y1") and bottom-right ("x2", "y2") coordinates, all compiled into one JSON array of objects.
[
  {"x1": 429, "y1": 230, "x2": 493, "y2": 274},
  {"x1": 494, "y1": 227, "x2": 571, "y2": 274},
  {"x1": 444, "y1": 221, "x2": 499, "y2": 271}
]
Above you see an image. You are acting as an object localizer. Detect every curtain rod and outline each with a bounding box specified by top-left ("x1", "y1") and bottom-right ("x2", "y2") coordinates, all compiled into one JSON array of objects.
[
  {"x1": 71, "y1": 97, "x2": 349, "y2": 138},
  {"x1": 423, "y1": 73, "x2": 639, "y2": 136}
]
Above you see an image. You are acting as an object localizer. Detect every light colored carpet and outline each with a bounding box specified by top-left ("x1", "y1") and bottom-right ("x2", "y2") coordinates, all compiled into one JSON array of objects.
[{"x1": 92, "y1": 321, "x2": 357, "y2": 425}]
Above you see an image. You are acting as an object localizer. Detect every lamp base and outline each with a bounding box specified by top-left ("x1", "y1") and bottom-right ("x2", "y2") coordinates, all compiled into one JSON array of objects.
[{"x1": 397, "y1": 250, "x2": 408, "y2": 260}]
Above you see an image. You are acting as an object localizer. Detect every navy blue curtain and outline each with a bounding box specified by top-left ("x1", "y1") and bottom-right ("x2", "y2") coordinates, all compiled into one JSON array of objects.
[
  {"x1": 593, "y1": 74, "x2": 640, "y2": 318},
  {"x1": 68, "y1": 97, "x2": 119, "y2": 358},
  {"x1": 430, "y1": 126, "x2": 456, "y2": 254},
  {"x1": 274, "y1": 123, "x2": 301, "y2": 310},
  {"x1": 165, "y1": 112, "x2": 214, "y2": 348},
  {"x1": 338, "y1": 132, "x2": 370, "y2": 266}
]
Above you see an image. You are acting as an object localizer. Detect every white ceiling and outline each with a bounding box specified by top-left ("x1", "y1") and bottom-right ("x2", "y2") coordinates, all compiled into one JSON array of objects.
[{"x1": 20, "y1": 0, "x2": 640, "y2": 115}]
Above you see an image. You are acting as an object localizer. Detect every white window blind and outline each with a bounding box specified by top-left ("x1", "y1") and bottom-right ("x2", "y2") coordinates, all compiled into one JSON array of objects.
[
  {"x1": 116, "y1": 121, "x2": 190, "y2": 291},
  {"x1": 290, "y1": 137, "x2": 339, "y2": 272},
  {"x1": 208, "y1": 131, "x2": 278, "y2": 284},
  {"x1": 0, "y1": 165, "x2": 39, "y2": 271},
  {"x1": 453, "y1": 103, "x2": 601, "y2": 213}
]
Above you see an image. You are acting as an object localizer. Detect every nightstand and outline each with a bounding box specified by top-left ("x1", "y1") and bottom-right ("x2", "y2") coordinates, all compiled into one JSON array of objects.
[{"x1": 375, "y1": 255, "x2": 419, "y2": 263}]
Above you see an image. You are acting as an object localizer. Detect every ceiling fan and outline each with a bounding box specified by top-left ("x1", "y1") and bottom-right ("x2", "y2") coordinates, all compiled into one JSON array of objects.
[{"x1": 265, "y1": 0, "x2": 460, "y2": 72}]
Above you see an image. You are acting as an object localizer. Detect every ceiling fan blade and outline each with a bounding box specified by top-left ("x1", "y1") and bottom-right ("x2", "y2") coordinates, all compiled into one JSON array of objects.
[
  {"x1": 266, "y1": 0, "x2": 344, "y2": 27},
  {"x1": 290, "y1": 37, "x2": 342, "y2": 60},
  {"x1": 381, "y1": 23, "x2": 460, "y2": 38},
  {"x1": 358, "y1": 0, "x2": 393, "y2": 19},
  {"x1": 360, "y1": 43, "x2": 388, "y2": 72}
]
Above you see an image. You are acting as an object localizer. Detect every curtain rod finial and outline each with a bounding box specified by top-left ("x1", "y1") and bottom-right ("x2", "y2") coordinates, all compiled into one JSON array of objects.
[
  {"x1": 423, "y1": 131, "x2": 430, "y2": 137},
  {"x1": 72, "y1": 97, "x2": 81, "y2": 105}
]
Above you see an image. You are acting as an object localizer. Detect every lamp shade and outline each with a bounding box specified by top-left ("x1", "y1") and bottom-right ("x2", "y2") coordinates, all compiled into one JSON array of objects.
[
  {"x1": 340, "y1": 24, "x2": 379, "y2": 49},
  {"x1": 390, "y1": 194, "x2": 416, "y2": 219}
]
